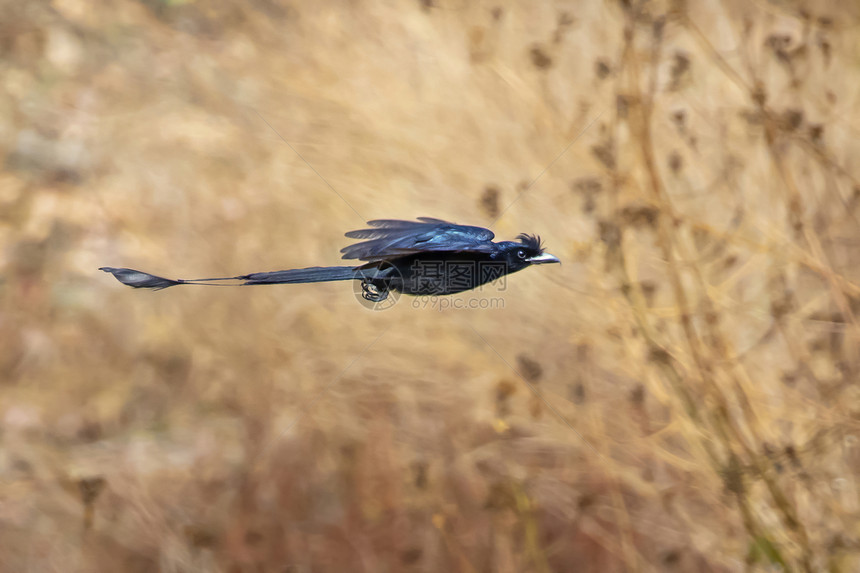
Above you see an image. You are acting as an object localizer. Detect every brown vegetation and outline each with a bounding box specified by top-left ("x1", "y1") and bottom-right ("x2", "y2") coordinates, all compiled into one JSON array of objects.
[{"x1": 2, "y1": 1, "x2": 860, "y2": 571}]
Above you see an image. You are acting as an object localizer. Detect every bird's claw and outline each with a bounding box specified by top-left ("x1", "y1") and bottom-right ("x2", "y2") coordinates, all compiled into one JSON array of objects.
[{"x1": 361, "y1": 280, "x2": 389, "y2": 302}]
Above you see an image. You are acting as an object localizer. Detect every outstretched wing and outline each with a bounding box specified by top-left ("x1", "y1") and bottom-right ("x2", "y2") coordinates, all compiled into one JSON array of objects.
[{"x1": 341, "y1": 217, "x2": 496, "y2": 261}]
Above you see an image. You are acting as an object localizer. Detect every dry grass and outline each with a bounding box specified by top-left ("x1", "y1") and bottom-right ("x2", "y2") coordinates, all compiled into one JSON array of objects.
[{"x1": 2, "y1": 0, "x2": 860, "y2": 571}]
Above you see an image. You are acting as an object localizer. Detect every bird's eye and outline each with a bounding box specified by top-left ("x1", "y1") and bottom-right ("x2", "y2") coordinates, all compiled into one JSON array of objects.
[{"x1": 517, "y1": 249, "x2": 527, "y2": 259}]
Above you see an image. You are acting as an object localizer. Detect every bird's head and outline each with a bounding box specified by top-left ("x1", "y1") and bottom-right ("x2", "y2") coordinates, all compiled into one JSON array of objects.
[{"x1": 497, "y1": 234, "x2": 560, "y2": 272}]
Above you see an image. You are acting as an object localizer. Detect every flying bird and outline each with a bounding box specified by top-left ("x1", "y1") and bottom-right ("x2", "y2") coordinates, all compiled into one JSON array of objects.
[{"x1": 100, "y1": 217, "x2": 560, "y2": 301}]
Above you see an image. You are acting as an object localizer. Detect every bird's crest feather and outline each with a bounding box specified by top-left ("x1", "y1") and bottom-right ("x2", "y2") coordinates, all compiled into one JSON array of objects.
[{"x1": 516, "y1": 233, "x2": 545, "y2": 254}]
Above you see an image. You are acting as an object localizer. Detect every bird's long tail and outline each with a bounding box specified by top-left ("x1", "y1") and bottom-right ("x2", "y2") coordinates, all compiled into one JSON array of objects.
[{"x1": 99, "y1": 266, "x2": 361, "y2": 290}]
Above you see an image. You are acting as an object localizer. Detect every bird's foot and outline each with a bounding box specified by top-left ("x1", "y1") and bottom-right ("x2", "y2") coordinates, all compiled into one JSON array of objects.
[{"x1": 361, "y1": 280, "x2": 389, "y2": 302}]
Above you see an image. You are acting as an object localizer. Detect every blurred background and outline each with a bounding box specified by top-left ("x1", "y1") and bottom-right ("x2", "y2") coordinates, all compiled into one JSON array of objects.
[{"x1": 2, "y1": 0, "x2": 860, "y2": 571}]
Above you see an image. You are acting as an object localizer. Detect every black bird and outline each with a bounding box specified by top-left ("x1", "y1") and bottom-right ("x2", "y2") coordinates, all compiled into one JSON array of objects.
[{"x1": 100, "y1": 217, "x2": 560, "y2": 301}]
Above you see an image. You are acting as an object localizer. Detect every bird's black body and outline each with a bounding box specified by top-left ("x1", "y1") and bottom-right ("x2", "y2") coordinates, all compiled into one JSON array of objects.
[{"x1": 100, "y1": 218, "x2": 560, "y2": 300}]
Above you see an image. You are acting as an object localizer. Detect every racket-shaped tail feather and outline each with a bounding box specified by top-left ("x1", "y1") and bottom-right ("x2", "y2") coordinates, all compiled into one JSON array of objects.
[{"x1": 99, "y1": 266, "x2": 361, "y2": 290}]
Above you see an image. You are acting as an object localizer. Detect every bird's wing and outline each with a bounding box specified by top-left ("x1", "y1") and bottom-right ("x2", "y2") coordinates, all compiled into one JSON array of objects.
[{"x1": 341, "y1": 218, "x2": 496, "y2": 261}]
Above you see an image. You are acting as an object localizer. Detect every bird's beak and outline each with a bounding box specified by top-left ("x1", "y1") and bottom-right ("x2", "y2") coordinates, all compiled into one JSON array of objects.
[{"x1": 526, "y1": 252, "x2": 560, "y2": 265}]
